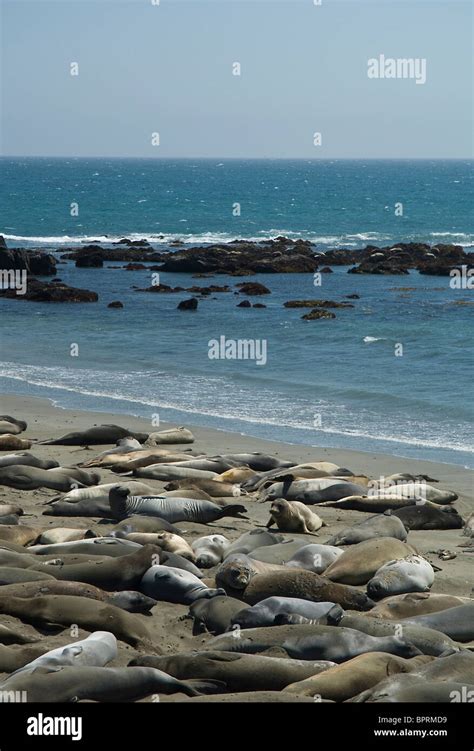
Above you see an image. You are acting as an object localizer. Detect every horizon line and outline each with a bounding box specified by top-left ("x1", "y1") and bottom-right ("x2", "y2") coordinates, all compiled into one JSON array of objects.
[{"x1": 1, "y1": 155, "x2": 473, "y2": 161}]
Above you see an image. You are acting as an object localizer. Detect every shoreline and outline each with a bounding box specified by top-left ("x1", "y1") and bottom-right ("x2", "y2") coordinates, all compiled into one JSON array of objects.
[{"x1": 2, "y1": 393, "x2": 473, "y2": 503}]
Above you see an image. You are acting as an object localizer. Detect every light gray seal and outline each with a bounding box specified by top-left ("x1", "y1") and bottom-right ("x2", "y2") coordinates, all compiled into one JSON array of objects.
[
  {"x1": 7, "y1": 631, "x2": 117, "y2": 677},
  {"x1": 189, "y1": 596, "x2": 248, "y2": 635},
  {"x1": 0, "y1": 666, "x2": 206, "y2": 701},
  {"x1": 326, "y1": 512, "x2": 408, "y2": 546},
  {"x1": 259, "y1": 478, "x2": 367, "y2": 504},
  {"x1": 0, "y1": 453, "x2": 59, "y2": 470},
  {"x1": 230, "y1": 597, "x2": 337, "y2": 629},
  {"x1": 140, "y1": 565, "x2": 226, "y2": 604},
  {"x1": 401, "y1": 603, "x2": 474, "y2": 642},
  {"x1": 367, "y1": 555, "x2": 435, "y2": 599},
  {"x1": 285, "y1": 544, "x2": 343, "y2": 573},
  {"x1": 0, "y1": 465, "x2": 100, "y2": 491},
  {"x1": 202, "y1": 624, "x2": 422, "y2": 662},
  {"x1": 225, "y1": 529, "x2": 286, "y2": 557},
  {"x1": 192, "y1": 535, "x2": 230, "y2": 567}
]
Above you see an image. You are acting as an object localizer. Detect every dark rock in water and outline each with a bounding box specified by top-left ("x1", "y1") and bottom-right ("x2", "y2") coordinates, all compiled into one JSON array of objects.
[
  {"x1": 284, "y1": 299, "x2": 353, "y2": 309},
  {"x1": 320, "y1": 267, "x2": 333, "y2": 273},
  {"x1": 346, "y1": 294, "x2": 360, "y2": 299},
  {"x1": 108, "y1": 301, "x2": 124, "y2": 308},
  {"x1": 137, "y1": 284, "x2": 185, "y2": 293},
  {"x1": 237, "y1": 300, "x2": 251, "y2": 308},
  {"x1": 61, "y1": 244, "x2": 164, "y2": 263},
  {"x1": 124, "y1": 263, "x2": 147, "y2": 270},
  {"x1": 0, "y1": 247, "x2": 56, "y2": 276},
  {"x1": 301, "y1": 309, "x2": 336, "y2": 320},
  {"x1": 192, "y1": 273, "x2": 215, "y2": 278},
  {"x1": 115, "y1": 238, "x2": 151, "y2": 248},
  {"x1": 253, "y1": 303, "x2": 266, "y2": 308},
  {"x1": 348, "y1": 261, "x2": 409, "y2": 275},
  {"x1": 0, "y1": 236, "x2": 7, "y2": 249},
  {"x1": 75, "y1": 254, "x2": 103, "y2": 268},
  {"x1": 0, "y1": 278, "x2": 98, "y2": 303},
  {"x1": 236, "y1": 282, "x2": 271, "y2": 295},
  {"x1": 158, "y1": 238, "x2": 319, "y2": 274},
  {"x1": 185, "y1": 285, "x2": 230, "y2": 294},
  {"x1": 177, "y1": 297, "x2": 198, "y2": 311}
]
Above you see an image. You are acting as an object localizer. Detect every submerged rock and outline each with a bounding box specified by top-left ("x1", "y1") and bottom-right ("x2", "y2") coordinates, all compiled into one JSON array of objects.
[{"x1": 301, "y1": 309, "x2": 336, "y2": 320}]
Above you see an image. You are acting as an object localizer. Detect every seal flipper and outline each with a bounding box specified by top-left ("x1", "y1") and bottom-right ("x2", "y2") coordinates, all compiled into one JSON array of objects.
[
  {"x1": 183, "y1": 679, "x2": 227, "y2": 695},
  {"x1": 218, "y1": 504, "x2": 248, "y2": 520}
]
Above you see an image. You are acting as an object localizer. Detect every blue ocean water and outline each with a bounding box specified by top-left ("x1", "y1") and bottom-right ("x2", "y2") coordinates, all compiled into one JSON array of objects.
[{"x1": 0, "y1": 158, "x2": 473, "y2": 467}]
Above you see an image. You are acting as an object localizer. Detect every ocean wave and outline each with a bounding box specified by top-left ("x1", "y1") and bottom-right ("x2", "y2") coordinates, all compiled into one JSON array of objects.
[
  {"x1": 1, "y1": 362, "x2": 472, "y2": 456},
  {"x1": 3, "y1": 230, "x2": 472, "y2": 248}
]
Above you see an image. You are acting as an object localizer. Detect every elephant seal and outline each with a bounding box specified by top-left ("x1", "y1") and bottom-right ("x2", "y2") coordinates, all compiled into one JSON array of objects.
[
  {"x1": 0, "y1": 643, "x2": 53, "y2": 673},
  {"x1": 0, "y1": 514, "x2": 20, "y2": 526},
  {"x1": 0, "y1": 579, "x2": 156, "y2": 613},
  {"x1": 145, "y1": 427, "x2": 194, "y2": 445},
  {"x1": 133, "y1": 465, "x2": 219, "y2": 481},
  {"x1": 0, "y1": 418, "x2": 26, "y2": 435},
  {"x1": 327, "y1": 513, "x2": 408, "y2": 546},
  {"x1": 48, "y1": 481, "x2": 157, "y2": 505},
  {"x1": 0, "y1": 526, "x2": 39, "y2": 546},
  {"x1": 283, "y1": 652, "x2": 432, "y2": 700},
  {"x1": 248, "y1": 540, "x2": 310, "y2": 564},
  {"x1": 350, "y1": 650, "x2": 474, "y2": 702},
  {"x1": 267, "y1": 499, "x2": 325, "y2": 534},
  {"x1": 109, "y1": 516, "x2": 180, "y2": 535},
  {"x1": 401, "y1": 603, "x2": 474, "y2": 642},
  {"x1": 0, "y1": 435, "x2": 32, "y2": 450},
  {"x1": 28, "y1": 537, "x2": 142, "y2": 557},
  {"x1": 259, "y1": 478, "x2": 366, "y2": 504},
  {"x1": 109, "y1": 486, "x2": 247, "y2": 524},
  {"x1": 241, "y1": 570, "x2": 375, "y2": 611},
  {"x1": 329, "y1": 610, "x2": 459, "y2": 657},
  {"x1": 390, "y1": 504, "x2": 464, "y2": 530},
  {"x1": 189, "y1": 596, "x2": 248, "y2": 635},
  {"x1": 37, "y1": 528, "x2": 96, "y2": 544},
  {"x1": 0, "y1": 452, "x2": 58, "y2": 469},
  {"x1": 0, "y1": 665, "x2": 206, "y2": 701},
  {"x1": 218, "y1": 468, "x2": 257, "y2": 484},
  {"x1": 164, "y1": 479, "x2": 243, "y2": 498},
  {"x1": 210, "y1": 453, "x2": 294, "y2": 472},
  {"x1": 230, "y1": 597, "x2": 337, "y2": 629},
  {"x1": 148, "y1": 532, "x2": 195, "y2": 561},
  {"x1": 0, "y1": 568, "x2": 58, "y2": 584},
  {"x1": 80, "y1": 437, "x2": 142, "y2": 464},
  {"x1": 323, "y1": 538, "x2": 415, "y2": 585},
  {"x1": 368, "y1": 592, "x2": 468, "y2": 620},
  {"x1": 30, "y1": 544, "x2": 159, "y2": 591},
  {"x1": 40, "y1": 424, "x2": 149, "y2": 445},
  {"x1": 131, "y1": 651, "x2": 335, "y2": 692},
  {"x1": 160, "y1": 552, "x2": 204, "y2": 577},
  {"x1": 192, "y1": 535, "x2": 230, "y2": 567},
  {"x1": 0, "y1": 504, "x2": 23, "y2": 517},
  {"x1": 0, "y1": 465, "x2": 100, "y2": 491},
  {"x1": 43, "y1": 499, "x2": 114, "y2": 518},
  {"x1": 215, "y1": 555, "x2": 286, "y2": 593},
  {"x1": 81, "y1": 447, "x2": 193, "y2": 470},
  {"x1": 202, "y1": 624, "x2": 421, "y2": 662},
  {"x1": 226, "y1": 529, "x2": 286, "y2": 557},
  {"x1": 8, "y1": 631, "x2": 117, "y2": 677},
  {"x1": 0, "y1": 595, "x2": 152, "y2": 647},
  {"x1": 285, "y1": 544, "x2": 343, "y2": 573},
  {"x1": 140, "y1": 565, "x2": 225, "y2": 604},
  {"x1": 367, "y1": 555, "x2": 435, "y2": 599},
  {"x1": 373, "y1": 481, "x2": 458, "y2": 504}
]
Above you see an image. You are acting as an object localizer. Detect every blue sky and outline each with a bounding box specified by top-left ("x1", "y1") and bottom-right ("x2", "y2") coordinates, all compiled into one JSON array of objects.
[{"x1": 1, "y1": 0, "x2": 472, "y2": 157}]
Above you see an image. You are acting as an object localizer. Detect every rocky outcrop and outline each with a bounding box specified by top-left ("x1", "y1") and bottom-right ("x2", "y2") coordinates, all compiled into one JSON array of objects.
[
  {"x1": 108, "y1": 300, "x2": 123, "y2": 308},
  {"x1": 76, "y1": 254, "x2": 103, "y2": 268},
  {"x1": 237, "y1": 300, "x2": 251, "y2": 308},
  {"x1": 177, "y1": 297, "x2": 198, "y2": 311},
  {"x1": 236, "y1": 282, "x2": 271, "y2": 295},
  {"x1": 0, "y1": 278, "x2": 98, "y2": 302},
  {"x1": 301, "y1": 309, "x2": 336, "y2": 320},
  {"x1": 284, "y1": 300, "x2": 354, "y2": 309},
  {"x1": 158, "y1": 238, "x2": 319, "y2": 274},
  {"x1": 136, "y1": 284, "x2": 229, "y2": 294},
  {"x1": 61, "y1": 245, "x2": 164, "y2": 263},
  {"x1": 0, "y1": 247, "x2": 56, "y2": 276}
]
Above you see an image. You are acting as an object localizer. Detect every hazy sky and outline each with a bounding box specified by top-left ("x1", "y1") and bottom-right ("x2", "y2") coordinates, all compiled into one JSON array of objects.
[{"x1": 1, "y1": 0, "x2": 472, "y2": 158}]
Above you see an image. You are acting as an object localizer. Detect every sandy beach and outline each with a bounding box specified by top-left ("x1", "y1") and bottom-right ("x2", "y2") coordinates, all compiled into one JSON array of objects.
[{"x1": 0, "y1": 392, "x2": 472, "y2": 701}]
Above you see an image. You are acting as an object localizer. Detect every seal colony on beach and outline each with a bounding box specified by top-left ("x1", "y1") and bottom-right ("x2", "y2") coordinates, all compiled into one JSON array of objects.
[{"x1": 0, "y1": 407, "x2": 471, "y2": 704}]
